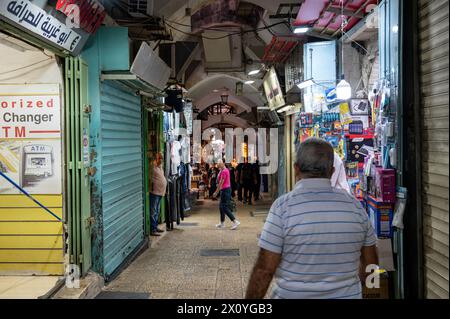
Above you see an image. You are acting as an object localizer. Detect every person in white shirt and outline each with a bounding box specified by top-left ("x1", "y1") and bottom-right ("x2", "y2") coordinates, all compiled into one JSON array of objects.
[{"x1": 331, "y1": 152, "x2": 351, "y2": 193}]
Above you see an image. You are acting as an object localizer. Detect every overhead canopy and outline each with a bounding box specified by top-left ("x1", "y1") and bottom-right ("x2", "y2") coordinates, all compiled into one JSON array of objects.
[
  {"x1": 293, "y1": 0, "x2": 378, "y2": 38},
  {"x1": 100, "y1": 71, "x2": 166, "y2": 97}
]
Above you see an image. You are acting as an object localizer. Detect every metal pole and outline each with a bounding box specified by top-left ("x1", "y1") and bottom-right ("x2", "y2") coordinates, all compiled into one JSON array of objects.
[{"x1": 0, "y1": 170, "x2": 63, "y2": 222}]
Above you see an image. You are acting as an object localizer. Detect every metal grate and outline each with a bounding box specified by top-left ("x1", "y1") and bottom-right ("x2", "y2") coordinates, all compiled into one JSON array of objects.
[
  {"x1": 95, "y1": 291, "x2": 150, "y2": 299},
  {"x1": 200, "y1": 249, "x2": 240, "y2": 257},
  {"x1": 250, "y1": 209, "x2": 269, "y2": 217},
  {"x1": 179, "y1": 222, "x2": 199, "y2": 227}
]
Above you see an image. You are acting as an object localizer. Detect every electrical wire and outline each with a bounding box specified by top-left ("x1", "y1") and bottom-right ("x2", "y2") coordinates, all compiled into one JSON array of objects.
[
  {"x1": 164, "y1": 20, "x2": 290, "y2": 40},
  {"x1": 0, "y1": 58, "x2": 52, "y2": 76},
  {"x1": 342, "y1": 30, "x2": 370, "y2": 54}
]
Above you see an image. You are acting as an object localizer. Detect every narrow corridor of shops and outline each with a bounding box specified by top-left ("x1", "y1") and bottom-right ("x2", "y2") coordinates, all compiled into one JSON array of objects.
[
  {"x1": 103, "y1": 198, "x2": 272, "y2": 299},
  {"x1": 0, "y1": 0, "x2": 448, "y2": 301}
]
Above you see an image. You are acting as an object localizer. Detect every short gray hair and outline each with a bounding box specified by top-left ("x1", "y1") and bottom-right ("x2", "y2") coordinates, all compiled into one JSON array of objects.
[{"x1": 295, "y1": 137, "x2": 334, "y2": 178}]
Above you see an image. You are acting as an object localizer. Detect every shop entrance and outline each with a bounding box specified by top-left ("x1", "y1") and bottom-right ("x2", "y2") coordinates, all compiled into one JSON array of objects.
[{"x1": 64, "y1": 56, "x2": 92, "y2": 275}]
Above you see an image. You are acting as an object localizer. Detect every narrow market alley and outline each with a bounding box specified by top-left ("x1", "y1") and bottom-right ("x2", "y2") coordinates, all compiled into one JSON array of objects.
[
  {"x1": 102, "y1": 198, "x2": 272, "y2": 299},
  {"x1": 0, "y1": 0, "x2": 448, "y2": 303}
]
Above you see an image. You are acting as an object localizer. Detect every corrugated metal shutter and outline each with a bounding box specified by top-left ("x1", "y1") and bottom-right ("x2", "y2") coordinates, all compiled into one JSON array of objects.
[
  {"x1": 418, "y1": 0, "x2": 449, "y2": 299},
  {"x1": 100, "y1": 81, "x2": 144, "y2": 278}
]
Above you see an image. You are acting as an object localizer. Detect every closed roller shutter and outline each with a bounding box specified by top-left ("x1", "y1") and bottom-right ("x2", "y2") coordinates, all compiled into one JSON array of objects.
[
  {"x1": 418, "y1": 0, "x2": 449, "y2": 299},
  {"x1": 100, "y1": 81, "x2": 144, "y2": 278}
]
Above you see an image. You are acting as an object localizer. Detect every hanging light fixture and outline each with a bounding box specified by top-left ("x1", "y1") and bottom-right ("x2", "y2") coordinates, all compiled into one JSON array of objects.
[
  {"x1": 336, "y1": 0, "x2": 352, "y2": 100},
  {"x1": 336, "y1": 79, "x2": 352, "y2": 100},
  {"x1": 220, "y1": 94, "x2": 228, "y2": 105}
]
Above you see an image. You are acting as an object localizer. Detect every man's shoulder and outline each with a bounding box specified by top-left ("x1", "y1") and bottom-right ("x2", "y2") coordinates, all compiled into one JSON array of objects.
[{"x1": 270, "y1": 191, "x2": 295, "y2": 212}]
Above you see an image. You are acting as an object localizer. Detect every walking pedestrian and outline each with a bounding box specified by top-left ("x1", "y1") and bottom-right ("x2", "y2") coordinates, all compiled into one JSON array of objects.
[
  {"x1": 229, "y1": 164, "x2": 237, "y2": 198},
  {"x1": 236, "y1": 160, "x2": 244, "y2": 201},
  {"x1": 150, "y1": 152, "x2": 167, "y2": 237},
  {"x1": 241, "y1": 159, "x2": 254, "y2": 205},
  {"x1": 252, "y1": 160, "x2": 261, "y2": 201},
  {"x1": 213, "y1": 159, "x2": 240, "y2": 230},
  {"x1": 209, "y1": 166, "x2": 219, "y2": 200},
  {"x1": 245, "y1": 138, "x2": 378, "y2": 299}
]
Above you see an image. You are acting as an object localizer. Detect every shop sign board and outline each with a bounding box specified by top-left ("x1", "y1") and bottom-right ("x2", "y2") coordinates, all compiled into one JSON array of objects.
[
  {"x1": 263, "y1": 67, "x2": 286, "y2": 110},
  {"x1": 56, "y1": 0, "x2": 106, "y2": 35},
  {"x1": 0, "y1": 84, "x2": 62, "y2": 194},
  {"x1": 0, "y1": 0, "x2": 87, "y2": 55}
]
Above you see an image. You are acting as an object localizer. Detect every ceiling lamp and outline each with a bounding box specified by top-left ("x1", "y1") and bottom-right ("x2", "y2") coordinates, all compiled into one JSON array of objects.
[
  {"x1": 336, "y1": 79, "x2": 352, "y2": 100},
  {"x1": 244, "y1": 80, "x2": 255, "y2": 84},
  {"x1": 247, "y1": 61, "x2": 261, "y2": 76},
  {"x1": 293, "y1": 26, "x2": 309, "y2": 34},
  {"x1": 220, "y1": 94, "x2": 228, "y2": 105},
  {"x1": 336, "y1": 0, "x2": 352, "y2": 101},
  {"x1": 277, "y1": 105, "x2": 294, "y2": 113},
  {"x1": 297, "y1": 79, "x2": 315, "y2": 89}
]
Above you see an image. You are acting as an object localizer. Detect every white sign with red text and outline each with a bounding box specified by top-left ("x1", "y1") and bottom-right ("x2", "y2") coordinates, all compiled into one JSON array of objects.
[
  {"x1": 0, "y1": 84, "x2": 61, "y2": 194},
  {"x1": 0, "y1": 84, "x2": 61, "y2": 139}
]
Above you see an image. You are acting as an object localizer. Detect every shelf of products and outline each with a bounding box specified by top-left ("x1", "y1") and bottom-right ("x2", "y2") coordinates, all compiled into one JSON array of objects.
[{"x1": 294, "y1": 80, "x2": 399, "y2": 240}]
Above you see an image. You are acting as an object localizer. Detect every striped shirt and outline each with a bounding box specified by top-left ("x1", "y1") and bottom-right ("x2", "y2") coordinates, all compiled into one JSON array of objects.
[{"x1": 258, "y1": 178, "x2": 377, "y2": 299}]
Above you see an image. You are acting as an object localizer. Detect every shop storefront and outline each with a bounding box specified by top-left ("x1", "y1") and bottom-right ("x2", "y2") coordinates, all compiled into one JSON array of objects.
[
  {"x1": 275, "y1": 0, "x2": 426, "y2": 299},
  {"x1": 0, "y1": 0, "x2": 94, "y2": 276},
  {"x1": 81, "y1": 29, "x2": 172, "y2": 280},
  {"x1": 160, "y1": 90, "x2": 194, "y2": 230}
]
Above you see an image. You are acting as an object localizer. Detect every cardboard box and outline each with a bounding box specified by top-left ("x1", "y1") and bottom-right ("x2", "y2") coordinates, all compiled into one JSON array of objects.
[{"x1": 367, "y1": 196, "x2": 394, "y2": 238}]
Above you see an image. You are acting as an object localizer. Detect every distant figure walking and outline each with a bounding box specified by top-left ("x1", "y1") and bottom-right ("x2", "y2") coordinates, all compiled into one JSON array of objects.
[{"x1": 214, "y1": 160, "x2": 240, "y2": 230}]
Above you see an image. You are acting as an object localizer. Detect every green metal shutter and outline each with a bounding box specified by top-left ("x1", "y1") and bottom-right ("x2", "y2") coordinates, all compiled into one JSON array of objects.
[
  {"x1": 418, "y1": 0, "x2": 449, "y2": 299},
  {"x1": 100, "y1": 81, "x2": 144, "y2": 278}
]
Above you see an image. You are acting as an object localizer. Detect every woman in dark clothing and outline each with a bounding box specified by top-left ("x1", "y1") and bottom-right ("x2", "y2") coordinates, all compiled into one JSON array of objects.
[
  {"x1": 209, "y1": 167, "x2": 219, "y2": 200},
  {"x1": 229, "y1": 164, "x2": 237, "y2": 198},
  {"x1": 252, "y1": 160, "x2": 261, "y2": 201}
]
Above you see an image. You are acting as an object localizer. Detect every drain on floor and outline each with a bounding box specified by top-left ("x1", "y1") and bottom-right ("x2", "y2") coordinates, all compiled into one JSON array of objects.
[
  {"x1": 250, "y1": 209, "x2": 269, "y2": 217},
  {"x1": 200, "y1": 249, "x2": 240, "y2": 257},
  {"x1": 95, "y1": 291, "x2": 150, "y2": 299},
  {"x1": 179, "y1": 222, "x2": 199, "y2": 226}
]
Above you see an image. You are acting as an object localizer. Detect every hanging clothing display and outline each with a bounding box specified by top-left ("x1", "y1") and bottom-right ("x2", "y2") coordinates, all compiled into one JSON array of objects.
[
  {"x1": 180, "y1": 135, "x2": 191, "y2": 164},
  {"x1": 171, "y1": 140, "x2": 182, "y2": 175},
  {"x1": 184, "y1": 102, "x2": 193, "y2": 135}
]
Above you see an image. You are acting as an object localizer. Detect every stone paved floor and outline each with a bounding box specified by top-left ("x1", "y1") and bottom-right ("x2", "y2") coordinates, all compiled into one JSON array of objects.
[{"x1": 104, "y1": 196, "x2": 273, "y2": 299}]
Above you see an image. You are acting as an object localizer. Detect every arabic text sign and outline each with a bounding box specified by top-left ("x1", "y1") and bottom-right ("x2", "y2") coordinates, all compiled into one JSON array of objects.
[
  {"x1": 0, "y1": 84, "x2": 61, "y2": 139},
  {"x1": 0, "y1": 0, "x2": 83, "y2": 53}
]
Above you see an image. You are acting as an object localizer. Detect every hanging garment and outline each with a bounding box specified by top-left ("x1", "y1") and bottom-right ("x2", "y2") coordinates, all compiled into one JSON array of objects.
[
  {"x1": 165, "y1": 182, "x2": 174, "y2": 230},
  {"x1": 171, "y1": 141, "x2": 182, "y2": 176},
  {"x1": 188, "y1": 164, "x2": 193, "y2": 190},
  {"x1": 180, "y1": 136, "x2": 191, "y2": 164},
  {"x1": 165, "y1": 142, "x2": 172, "y2": 178},
  {"x1": 163, "y1": 111, "x2": 170, "y2": 133},
  {"x1": 184, "y1": 163, "x2": 192, "y2": 212},
  {"x1": 184, "y1": 103, "x2": 193, "y2": 135}
]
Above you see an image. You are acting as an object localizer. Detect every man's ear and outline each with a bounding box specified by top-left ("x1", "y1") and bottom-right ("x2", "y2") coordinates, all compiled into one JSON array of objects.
[{"x1": 294, "y1": 163, "x2": 300, "y2": 176}]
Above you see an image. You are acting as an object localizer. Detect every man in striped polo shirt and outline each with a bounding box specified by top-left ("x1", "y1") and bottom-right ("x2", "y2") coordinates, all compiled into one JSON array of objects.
[{"x1": 245, "y1": 138, "x2": 378, "y2": 299}]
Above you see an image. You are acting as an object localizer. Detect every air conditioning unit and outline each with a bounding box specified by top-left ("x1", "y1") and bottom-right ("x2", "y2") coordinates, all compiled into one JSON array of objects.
[{"x1": 128, "y1": 0, "x2": 154, "y2": 17}]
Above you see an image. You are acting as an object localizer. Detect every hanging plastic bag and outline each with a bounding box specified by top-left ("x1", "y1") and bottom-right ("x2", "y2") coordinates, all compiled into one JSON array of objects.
[{"x1": 339, "y1": 102, "x2": 353, "y2": 125}]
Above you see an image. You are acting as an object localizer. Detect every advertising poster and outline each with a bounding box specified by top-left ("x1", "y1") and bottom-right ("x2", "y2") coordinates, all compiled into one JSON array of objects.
[
  {"x1": 0, "y1": 84, "x2": 62, "y2": 194},
  {"x1": 263, "y1": 67, "x2": 285, "y2": 110}
]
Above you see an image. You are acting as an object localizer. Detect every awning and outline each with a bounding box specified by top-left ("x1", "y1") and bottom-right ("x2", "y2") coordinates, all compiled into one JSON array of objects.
[{"x1": 100, "y1": 71, "x2": 166, "y2": 98}]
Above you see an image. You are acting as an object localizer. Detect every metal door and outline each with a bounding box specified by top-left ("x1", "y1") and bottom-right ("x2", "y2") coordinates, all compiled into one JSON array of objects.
[
  {"x1": 418, "y1": 0, "x2": 449, "y2": 299},
  {"x1": 100, "y1": 81, "x2": 144, "y2": 279},
  {"x1": 65, "y1": 57, "x2": 92, "y2": 275}
]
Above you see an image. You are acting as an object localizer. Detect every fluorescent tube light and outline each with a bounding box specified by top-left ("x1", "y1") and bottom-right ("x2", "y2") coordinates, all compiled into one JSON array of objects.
[{"x1": 293, "y1": 27, "x2": 309, "y2": 34}]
